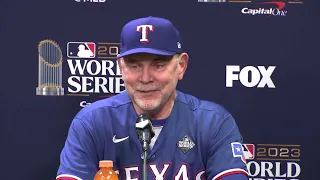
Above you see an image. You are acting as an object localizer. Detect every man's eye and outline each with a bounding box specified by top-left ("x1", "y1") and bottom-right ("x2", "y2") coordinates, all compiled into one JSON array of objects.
[{"x1": 154, "y1": 63, "x2": 165, "y2": 69}]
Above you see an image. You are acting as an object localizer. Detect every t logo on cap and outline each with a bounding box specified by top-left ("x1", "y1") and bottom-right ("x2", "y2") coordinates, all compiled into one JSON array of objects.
[{"x1": 136, "y1": 25, "x2": 154, "y2": 43}]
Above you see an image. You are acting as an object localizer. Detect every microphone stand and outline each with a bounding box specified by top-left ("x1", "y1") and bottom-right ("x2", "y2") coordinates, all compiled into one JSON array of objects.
[
  {"x1": 142, "y1": 141, "x2": 148, "y2": 180},
  {"x1": 136, "y1": 113, "x2": 155, "y2": 180}
]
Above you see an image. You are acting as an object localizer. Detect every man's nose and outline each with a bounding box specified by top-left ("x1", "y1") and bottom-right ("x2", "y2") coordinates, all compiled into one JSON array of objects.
[{"x1": 139, "y1": 66, "x2": 153, "y2": 83}]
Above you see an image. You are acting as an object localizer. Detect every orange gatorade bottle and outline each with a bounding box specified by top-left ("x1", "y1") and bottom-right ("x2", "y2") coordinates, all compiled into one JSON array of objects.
[{"x1": 94, "y1": 160, "x2": 119, "y2": 180}]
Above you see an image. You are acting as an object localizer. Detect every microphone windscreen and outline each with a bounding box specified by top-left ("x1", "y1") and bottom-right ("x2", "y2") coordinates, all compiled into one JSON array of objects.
[{"x1": 136, "y1": 113, "x2": 151, "y2": 123}]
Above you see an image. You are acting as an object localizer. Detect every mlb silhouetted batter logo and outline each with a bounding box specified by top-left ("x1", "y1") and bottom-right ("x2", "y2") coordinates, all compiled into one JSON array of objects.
[
  {"x1": 242, "y1": 144, "x2": 255, "y2": 160},
  {"x1": 67, "y1": 42, "x2": 96, "y2": 58}
]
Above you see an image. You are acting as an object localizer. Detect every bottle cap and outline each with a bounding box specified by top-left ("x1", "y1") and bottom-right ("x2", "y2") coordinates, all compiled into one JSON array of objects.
[{"x1": 99, "y1": 160, "x2": 113, "y2": 168}]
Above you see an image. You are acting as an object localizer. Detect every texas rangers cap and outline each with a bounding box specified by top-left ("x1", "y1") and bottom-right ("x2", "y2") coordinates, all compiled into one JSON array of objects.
[{"x1": 117, "y1": 16, "x2": 183, "y2": 58}]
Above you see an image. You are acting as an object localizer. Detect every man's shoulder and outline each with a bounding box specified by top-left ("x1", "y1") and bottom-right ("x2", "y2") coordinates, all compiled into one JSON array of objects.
[
  {"x1": 175, "y1": 91, "x2": 237, "y2": 144},
  {"x1": 75, "y1": 91, "x2": 132, "y2": 120},
  {"x1": 176, "y1": 90, "x2": 229, "y2": 116}
]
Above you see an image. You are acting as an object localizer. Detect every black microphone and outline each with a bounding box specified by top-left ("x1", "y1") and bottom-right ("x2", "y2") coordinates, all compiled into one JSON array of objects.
[
  {"x1": 135, "y1": 113, "x2": 155, "y2": 151},
  {"x1": 136, "y1": 113, "x2": 155, "y2": 180}
]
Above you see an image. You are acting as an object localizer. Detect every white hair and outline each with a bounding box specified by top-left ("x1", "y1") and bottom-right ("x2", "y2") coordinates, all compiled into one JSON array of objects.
[{"x1": 118, "y1": 54, "x2": 181, "y2": 64}]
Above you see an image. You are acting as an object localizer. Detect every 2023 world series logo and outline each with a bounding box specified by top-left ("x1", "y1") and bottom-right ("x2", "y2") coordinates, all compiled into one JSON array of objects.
[
  {"x1": 243, "y1": 143, "x2": 301, "y2": 180},
  {"x1": 36, "y1": 40, "x2": 125, "y2": 97}
]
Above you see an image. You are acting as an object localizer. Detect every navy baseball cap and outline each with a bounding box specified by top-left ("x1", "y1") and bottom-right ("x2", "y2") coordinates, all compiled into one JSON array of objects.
[{"x1": 117, "y1": 16, "x2": 183, "y2": 58}]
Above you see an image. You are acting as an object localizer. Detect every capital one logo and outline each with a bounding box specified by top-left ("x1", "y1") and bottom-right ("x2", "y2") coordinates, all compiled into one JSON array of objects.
[{"x1": 226, "y1": 65, "x2": 276, "y2": 88}]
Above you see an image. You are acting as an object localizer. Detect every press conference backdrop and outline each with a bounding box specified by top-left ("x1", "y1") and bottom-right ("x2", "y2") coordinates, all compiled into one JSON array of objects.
[{"x1": 0, "y1": 0, "x2": 319, "y2": 179}]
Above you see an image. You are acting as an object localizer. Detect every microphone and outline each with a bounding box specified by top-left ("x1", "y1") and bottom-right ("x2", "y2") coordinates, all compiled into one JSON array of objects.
[
  {"x1": 136, "y1": 113, "x2": 155, "y2": 180},
  {"x1": 135, "y1": 113, "x2": 155, "y2": 151}
]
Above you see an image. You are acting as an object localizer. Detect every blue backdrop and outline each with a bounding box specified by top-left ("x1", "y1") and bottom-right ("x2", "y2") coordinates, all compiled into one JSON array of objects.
[{"x1": 1, "y1": 0, "x2": 319, "y2": 179}]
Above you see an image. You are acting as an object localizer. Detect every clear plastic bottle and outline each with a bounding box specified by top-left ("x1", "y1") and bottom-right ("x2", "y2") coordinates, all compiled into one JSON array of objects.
[{"x1": 94, "y1": 160, "x2": 119, "y2": 180}]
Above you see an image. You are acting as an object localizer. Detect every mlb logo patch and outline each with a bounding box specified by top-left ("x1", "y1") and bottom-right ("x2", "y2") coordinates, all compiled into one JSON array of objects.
[
  {"x1": 231, "y1": 142, "x2": 246, "y2": 163},
  {"x1": 242, "y1": 144, "x2": 255, "y2": 160},
  {"x1": 67, "y1": 42, "x2": 96, "y2": 58}
]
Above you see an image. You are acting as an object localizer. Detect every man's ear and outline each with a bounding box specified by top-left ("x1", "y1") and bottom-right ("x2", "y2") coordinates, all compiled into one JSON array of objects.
[
  {"x1": 117, "y1": 58, "x2": 123, "y2": 73},
  {"x1": 178, "y1": 53, "x2": 189, "y2": 80}
]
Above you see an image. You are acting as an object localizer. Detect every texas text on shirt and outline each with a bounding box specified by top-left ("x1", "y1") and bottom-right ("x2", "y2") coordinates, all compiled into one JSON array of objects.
[{"x1": 56, "y1": 90, "x2": 249, "y2": 180}]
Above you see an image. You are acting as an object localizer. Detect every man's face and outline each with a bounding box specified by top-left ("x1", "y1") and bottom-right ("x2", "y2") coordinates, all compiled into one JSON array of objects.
[{"x1": 118, "y1": 53, "x2": 187, "y2": 112}]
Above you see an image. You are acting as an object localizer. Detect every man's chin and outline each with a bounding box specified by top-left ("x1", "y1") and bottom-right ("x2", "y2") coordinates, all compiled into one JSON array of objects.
[{"x1": 134, "y1": 100, "x2": 162, "y2": 112}]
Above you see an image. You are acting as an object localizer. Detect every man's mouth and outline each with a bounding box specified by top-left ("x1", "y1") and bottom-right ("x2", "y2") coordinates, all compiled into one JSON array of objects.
[{"x1": 137, "y1": 90, "x2": 158, "y2": 94}]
